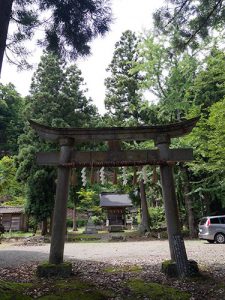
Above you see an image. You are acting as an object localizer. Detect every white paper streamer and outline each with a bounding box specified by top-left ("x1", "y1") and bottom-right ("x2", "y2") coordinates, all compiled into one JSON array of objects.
[
  {"x1": 100, "y1": 167, "x2": 105, "y2": 185},
  {"x1": 81, "y1": 167, "x2": 87, "y2": 186},
  {"x1": 122, "y1": 166, "x2": 128, "y2": 186}
]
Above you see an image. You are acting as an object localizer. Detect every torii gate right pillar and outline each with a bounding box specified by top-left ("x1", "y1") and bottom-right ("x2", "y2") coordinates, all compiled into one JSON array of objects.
[{"x1": 155, "y1": 136, "x2": 183, "y2": 261}]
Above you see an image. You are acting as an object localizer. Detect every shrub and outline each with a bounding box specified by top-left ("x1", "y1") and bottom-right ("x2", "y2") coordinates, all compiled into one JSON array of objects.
[
  {"x1": 91, "y1": 216, "x2": 104, "y2": 226},
  {"x1": 76, "y1": 219, "x2": 87, "y2": 227},
  {"x1": 149, "y1": 206, "x2": 166, "y2": 229},
  {"x1": 66, "y1": 218, "x2": 73, "y2": 228}
]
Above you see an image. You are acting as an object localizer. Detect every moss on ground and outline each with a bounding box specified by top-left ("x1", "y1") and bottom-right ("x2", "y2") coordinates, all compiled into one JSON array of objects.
[
  {"x1": 127, "y1": 279, "x2": 191, "y2": 300},
  {"x1": 39, "y1": 290, "x2": 110, "y2": 300},
  {"x1": 0, "y1": 277, "x2": 113, "y2": 300},
  {"x1": 37, "y1": 261, "x2": 72, "y2": 278},
  {"x1": 104, "y1": 264, "x2": 142, "y2": 273},
  {"x1": 39, "y1": 278, "x2": 113, "y2": 300},
  {"x1": 0, "y1": 280, "x2": 32, "y2": 300}
]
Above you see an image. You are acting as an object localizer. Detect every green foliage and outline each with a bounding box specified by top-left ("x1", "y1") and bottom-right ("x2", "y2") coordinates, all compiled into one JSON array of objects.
[
  {"x1": 188, "y1": 48, "x2": 225, "y2": 109},
  {"x1": 153, "y1": 0, "x2": 225, "y2": 51},
  {"x1": 91, "y1": 215, "x2": 105, "y2": 226},
  {"x1": 207, "y1": 97, "x2": 225, "y2": 172},
  {"x1": 77, "y1": 188, "x2": 96, "y2": 211},
  {"x1": 76, "y1": 219, "x2": 88, "y2": 228},
  {"x1": 0, "y1": 156, "x2": 24, "y2": 200},
  {"x1": 0, "y1": 83, "x2": 24, "y2": 154},
  {"x1": 4, "y1": 196, "x2": 25, "y2": 206},
  {"x1": 137, "y1": 32, "x2": 225, "y2": 221},
  {"x1": 16, "y1": 53, "x2": 99, "y2": 223},
  {"x1": 26, "y1": 169, "x2": 56, "y2": 222},
  {"x1": 66, "y1": 218, "x2": 73, "y2": 228},
  {"x1": 149, "y1": 207, "x2": 165, "y2": 229},
  {"x1": 3, "y1": 0, "x2": 112, "y2": 70},
  {"x1": 104, "y1": 30, "x2": 152, "y2": 125},
  {"x1": 27, "y1": 53, "x2": 98, "y2": 128},
  {"x1": 137, "y1": 34, "x2": 199, "y2": 122}
]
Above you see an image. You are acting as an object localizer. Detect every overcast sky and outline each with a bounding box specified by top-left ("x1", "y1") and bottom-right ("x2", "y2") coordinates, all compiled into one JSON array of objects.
[{"x1": 1, "y1": 0, "x2": 164, "y2": 114}]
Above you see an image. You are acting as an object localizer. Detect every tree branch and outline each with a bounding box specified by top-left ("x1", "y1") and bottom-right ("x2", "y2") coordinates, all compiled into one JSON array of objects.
[
  {"x1": 165, "y1": 0, "x2": 191, "y2": 29},
  {"x1": 184, "y1": 0, "x2": 224, "y2": 48}
]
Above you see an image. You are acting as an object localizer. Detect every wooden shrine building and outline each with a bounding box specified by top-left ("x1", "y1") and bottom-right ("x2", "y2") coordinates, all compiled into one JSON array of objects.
[
  {"x1": 0, "y1": 206, "x2": 26, "y2": 231},
  {"x1": 100, "y1": 193, "x2": 133, "y2": 231}
]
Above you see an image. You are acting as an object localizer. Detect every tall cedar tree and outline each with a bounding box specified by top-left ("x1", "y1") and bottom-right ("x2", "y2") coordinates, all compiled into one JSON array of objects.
[
  {"x1": 0, "y1": 83, "x2": 24, "y2": 156},
  {"x1": 104, "y1": 30, "x2": 145, "y2": 126},
  {"x1": 16, "y1": 53, "x2": 98, "y2": 231},
  {"x1": 104, "y1": 31, "x2": 151, "y2": 231},
  {"x1": 0, "y1": 0, "x2": 111, "y2": 73}
]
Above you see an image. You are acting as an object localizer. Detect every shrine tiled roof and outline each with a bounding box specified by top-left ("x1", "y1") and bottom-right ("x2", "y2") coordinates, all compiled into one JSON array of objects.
[
  {"x1": 0, "y1": 206, "x2": 25, "y2": 214},
  {"x1": 100, "y1": 193, "x2": 132, "y2": 207}
]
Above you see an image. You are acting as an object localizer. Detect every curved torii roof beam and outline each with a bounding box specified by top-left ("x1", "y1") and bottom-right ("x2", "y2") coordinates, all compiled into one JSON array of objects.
[{"x1": 29, "y1": 117, "x2": 199, "y2": 143}]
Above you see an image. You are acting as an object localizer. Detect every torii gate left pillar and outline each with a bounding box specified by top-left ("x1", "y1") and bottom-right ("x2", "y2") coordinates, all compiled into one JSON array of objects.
[{"x1": 49, "y1": 138, "x2": 74, "y2": 264}]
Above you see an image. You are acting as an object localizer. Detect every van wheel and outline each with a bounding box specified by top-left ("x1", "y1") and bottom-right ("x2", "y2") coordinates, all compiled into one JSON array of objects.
[
  {"x1": 215, "y1": 233, "x2": 225, "y2": 244},
  {"x1": 207, "y1": 240, "x2": 214, "y2": 244}
]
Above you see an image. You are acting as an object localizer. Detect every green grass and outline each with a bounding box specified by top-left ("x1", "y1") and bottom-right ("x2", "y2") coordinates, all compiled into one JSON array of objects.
[
  {"x1": 3, "y1": 231, "x2": 34, "y2": 238},
  {"x1": 66, "y1": 233, "x2": 101, "y2": 242},
  {"x1": 127, "y1": 279, "x2": 191, "y2": 300}
]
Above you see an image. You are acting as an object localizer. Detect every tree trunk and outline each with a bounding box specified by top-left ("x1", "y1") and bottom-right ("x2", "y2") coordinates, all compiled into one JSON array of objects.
[
  {"x1": 180, "y1": 164, "x2": 197, "y2": 238},
  {"x1": 0, "y1": 0, "x2": 13, "y2": 75},
  {"x1": 204, "y1": 192, "x2": 210, "y2": 215},
  {"x1": 139, "y1": 179, "x2": 151, "y2": 232},
  {"x1": 41, "y1": 218, "x2": 48, "y2": 236},
  {"x1": 49, "y1": 212, "x2": 54, "y2": 235},
  {"x1": 72, "y1": 203, "x2": 77, "y2": 231},
  {"x1": 24, "y1": 214, "x2": 29, "y2": 232}
]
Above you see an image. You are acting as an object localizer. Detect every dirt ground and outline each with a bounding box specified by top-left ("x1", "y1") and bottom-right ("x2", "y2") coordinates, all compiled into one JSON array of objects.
[{"x1": 0, "y1": 239, "x2": 225, "y2": 299}]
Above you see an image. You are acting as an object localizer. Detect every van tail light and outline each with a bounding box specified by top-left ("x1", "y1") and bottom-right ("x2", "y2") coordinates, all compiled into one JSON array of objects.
[{"x1": 206, "y1": 219, "x2": 211, "y2": 227}]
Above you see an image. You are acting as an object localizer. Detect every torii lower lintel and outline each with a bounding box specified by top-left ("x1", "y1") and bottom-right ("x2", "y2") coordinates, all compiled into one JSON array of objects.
[{"x1": 36, "y1": 148, "x2": 194, "y2": 167}]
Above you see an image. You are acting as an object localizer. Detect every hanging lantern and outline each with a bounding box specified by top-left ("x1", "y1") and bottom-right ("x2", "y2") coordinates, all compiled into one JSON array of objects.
[
  {"x1": 81, "y1": 167, "x2": 87, "y2": 187},
  {"x1": 152, "y1": 166, "x2": 158, "y2": 184},
  {"x1": 113, "y1": 168, "x2": 118, "y2": 185},
  {"x1": 100, "y1": 167, "x2": 105, "y2": 185}
]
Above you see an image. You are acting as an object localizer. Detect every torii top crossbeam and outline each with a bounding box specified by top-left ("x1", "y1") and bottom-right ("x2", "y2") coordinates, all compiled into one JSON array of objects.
[{"x1": 29, "y1": 117, "x2": 199, "y2": 143}]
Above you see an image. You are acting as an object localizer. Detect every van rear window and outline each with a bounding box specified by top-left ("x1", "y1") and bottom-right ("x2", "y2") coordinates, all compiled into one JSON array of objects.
[
  {"x1": 220, "y1": 217, "x2": 225, "y2": 224},
  {"x1": 200, "y1": 218, "x2": 207, "y2": 225},
  {"x1": 210, "y1": 218, "x2": 220, "y2": 224}
]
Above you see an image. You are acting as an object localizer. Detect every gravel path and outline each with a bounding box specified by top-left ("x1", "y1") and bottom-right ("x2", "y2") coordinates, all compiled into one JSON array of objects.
[{"x1": 1, "y1": 240, "x2": 225, "y2": 272}]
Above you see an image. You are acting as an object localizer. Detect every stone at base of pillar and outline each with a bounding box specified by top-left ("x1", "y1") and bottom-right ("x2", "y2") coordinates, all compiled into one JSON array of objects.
[
  {"x1": 37, "y1": 262, "x2": 72, "y2": 278},
  {"x1": 161, "y1": 260, "x2": 199, "y2": 278}
]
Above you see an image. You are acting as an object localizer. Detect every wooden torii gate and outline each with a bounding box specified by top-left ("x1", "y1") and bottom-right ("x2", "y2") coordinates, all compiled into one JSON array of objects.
[{"x1": 30, "y1": 117, "x2": 199, "y2": 275}]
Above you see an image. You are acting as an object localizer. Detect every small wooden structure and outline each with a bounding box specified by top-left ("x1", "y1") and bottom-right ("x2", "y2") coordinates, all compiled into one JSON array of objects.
[
  {"x1": 100, "y1": 193, "x2": 133, "y2": 231},
  {"x1": 0, "y1": 206, "x2": 26, "y2": 231}
]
